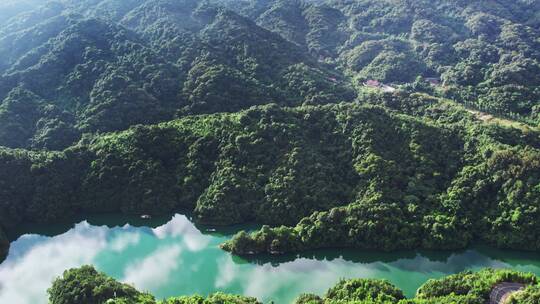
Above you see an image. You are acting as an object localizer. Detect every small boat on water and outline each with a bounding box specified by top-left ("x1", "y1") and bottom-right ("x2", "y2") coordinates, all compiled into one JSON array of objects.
[{"x1": 140, "y1": 214, "x2": 152, "y2": 219}]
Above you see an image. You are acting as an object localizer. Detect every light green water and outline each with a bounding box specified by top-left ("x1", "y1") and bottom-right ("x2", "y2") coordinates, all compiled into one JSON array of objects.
[{"x1": 1, "y1": 214, "x2": 540, "y2": 304}]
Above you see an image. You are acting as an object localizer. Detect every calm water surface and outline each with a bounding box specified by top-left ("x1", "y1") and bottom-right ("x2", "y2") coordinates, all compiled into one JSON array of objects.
[{"x1": 1, "y1": 214, "x2": 540, "y2": 303}]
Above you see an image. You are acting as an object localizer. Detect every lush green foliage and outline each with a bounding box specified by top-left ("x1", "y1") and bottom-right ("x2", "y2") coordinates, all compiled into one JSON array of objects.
[
  {"x1": 507, "y1": 285, "x2": 540, "y2": 304},
  {"x1": 48, "y1": 266, "x2": 260, "y2": 304},
  {"x1": 2, "y1": 0, "x2": 540, "y2": 272},
  {"x1": 2, "y1": 0, "x2": 539, "y2": 150},
  {"x1": 1, "y1": 1, "x2": 540, "y2": 302},
  {"x1": 293, "y1": 269, "x2": 540, "y2": 303},
  {"x1": 323, "y1": 279, "x2": 405, "y2": 303},
  {"x1": 219, "y1": 97, "x2": 540, "y2": 255},
  {"x1": 220, "y1": 0, "x2": 540, "y2": 124},
  {"x1": 48, "y1": 265, "x2": 155, "y2": 304},
  {"x1": 47, "y1": 267, "x2": 540, "y2": 304},
  {"x1": 0, "y1": 0, "x2": 354, "y2": 150},
  {"x1": 416, "y1": 269, "x2": 537, "y2": 303},
  {"x1": 161, "y1": 294, "x2": 260, "y2": 304},
  {"x1": 2, "y1": 94, "x2": 540, "y2": 259}
]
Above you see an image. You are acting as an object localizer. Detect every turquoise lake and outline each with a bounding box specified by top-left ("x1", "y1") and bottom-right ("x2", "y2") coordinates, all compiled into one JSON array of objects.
[{"x1": 1, "y1": 214, "x2": 540, "y2": 303}]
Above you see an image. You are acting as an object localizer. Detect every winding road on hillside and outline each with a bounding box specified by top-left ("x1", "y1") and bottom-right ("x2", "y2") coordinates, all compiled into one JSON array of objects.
[{"x1": 489, "y1": 283, "x2": 525, "y2": 304}]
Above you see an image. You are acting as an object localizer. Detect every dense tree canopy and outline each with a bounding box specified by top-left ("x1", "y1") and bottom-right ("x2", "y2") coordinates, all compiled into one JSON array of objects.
[
  {"x1": 48, "y1": 265, "x2": 154, "y2": 304},
  {"x1": 47, "y1": 267, "x2": 540, "y2": 304},
  {"x1": 48, "y1": 266, "x2": 260, "y2": 304},
  {"x1": 1, "y1": 0, "x2": 539, "y2": 151},
  {"x1": 1, "y1": 94, "x2": 540, "y2": 259},
  {"x1": 0, "y1": 1, "x2": 540, "y2": 302},
  {"x1": 0, "y1": 0, "x2": 354, "y2": 150},
  {"x1": 219, "y1": 0, "x2": 540, "y2": 124},
  {"x1": 294, "y1": 269, "x2": 540, "y2": 303}
]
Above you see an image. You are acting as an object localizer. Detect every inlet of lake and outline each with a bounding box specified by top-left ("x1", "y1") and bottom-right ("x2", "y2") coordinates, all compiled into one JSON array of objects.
[{"x1": 1, "y1": 213, "x2": 540, "y2": 303}]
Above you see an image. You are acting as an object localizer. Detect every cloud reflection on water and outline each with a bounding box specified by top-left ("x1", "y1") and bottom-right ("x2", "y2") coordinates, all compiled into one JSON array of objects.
[
  {"x1": 214, "y1": 255, "x2": 380, "y2": 302},
  {"x1": 391, "y1": 250, "x2": 511, "y2": 274},
  {"x1": 0, "y1": 222, "x2": 107, "y2": 304},
  {"x1": 1, "y1": 215, "x2": 540, "y2": 304},
  {"x1": 123, "y1": 245, "x2": 183, "y2": 290},
  {"x1": 152, "y1": 214, "x2": 211, "y2": 251},
  {"x1": 110, "y1": 232, "x2": 141, "y2": 252}
]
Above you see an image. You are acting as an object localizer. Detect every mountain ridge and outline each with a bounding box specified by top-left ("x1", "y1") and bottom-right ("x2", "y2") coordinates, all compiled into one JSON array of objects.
[{"x1": 0, "y1": 0, "x2": 353, "y2": 150}]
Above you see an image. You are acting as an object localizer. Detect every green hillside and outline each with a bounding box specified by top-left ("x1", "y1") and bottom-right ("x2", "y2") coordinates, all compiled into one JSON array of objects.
[
  {"x1": 2, "y1": 94, "x2": 540, "y2": 260},
  {"x1": 0, "y1": 1, "x2": 540, "y2": 302},
  {"x1": 222, "y1": 0, "x2": 540, "y2": 124},
  {"x1": 0, "y1": 0, "x2": 353, "y2": 150},
  {"x1": 1, "y1": 0, "x2": 539, "y2": 150}
]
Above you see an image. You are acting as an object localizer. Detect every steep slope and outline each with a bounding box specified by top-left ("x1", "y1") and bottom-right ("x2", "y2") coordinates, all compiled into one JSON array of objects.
[
  {"x1": 256, "y1": 0, "x2": 310, "y2": 47},
  {"x1": 223, "y1": 0, "x2": 540, "y2": 124},
  {"x1": 0, "y1": 0, "x2": 539, "y2": 267},
  {"x1": 220, "y1": 0, "x2": 347, "y2": 57},
  {"x1": 2, "y1": 95, "x2": 540, "y2": 260},
  {"x1": 0, "y1": 0, "x2": 354, "y2": 150},
  {"x1": 0, "y1": 15, "x2": 183, "y2": 150},
  {"x1": 118, "y1": 0, "x2": 354, "y2": 113}
]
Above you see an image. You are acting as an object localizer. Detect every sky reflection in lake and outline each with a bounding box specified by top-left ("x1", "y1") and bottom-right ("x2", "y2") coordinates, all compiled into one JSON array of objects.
[{"x1": 1, "y1": 214, "x2": 540, "y2": 304}]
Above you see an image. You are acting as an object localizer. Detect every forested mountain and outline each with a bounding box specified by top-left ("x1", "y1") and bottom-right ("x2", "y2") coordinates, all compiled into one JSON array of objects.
[
  {"x1": 220, "y1": 0, "x2": 540, "y2": 122},
  {"x1": 1, "y1": 0, "x2": 539, "y2": 151},
  {"x1": 1, "y1": 93, "x2": 540, "y2": 261},
  {"x1": 1, "y1": 0, "x2": 540, "y2": 302},
  {"x1": 0, "y1": 0, "x2": 353, "y2": 150},
  {"x1": 0, "y1": 0, "x2": 539, "y2": 255}
]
